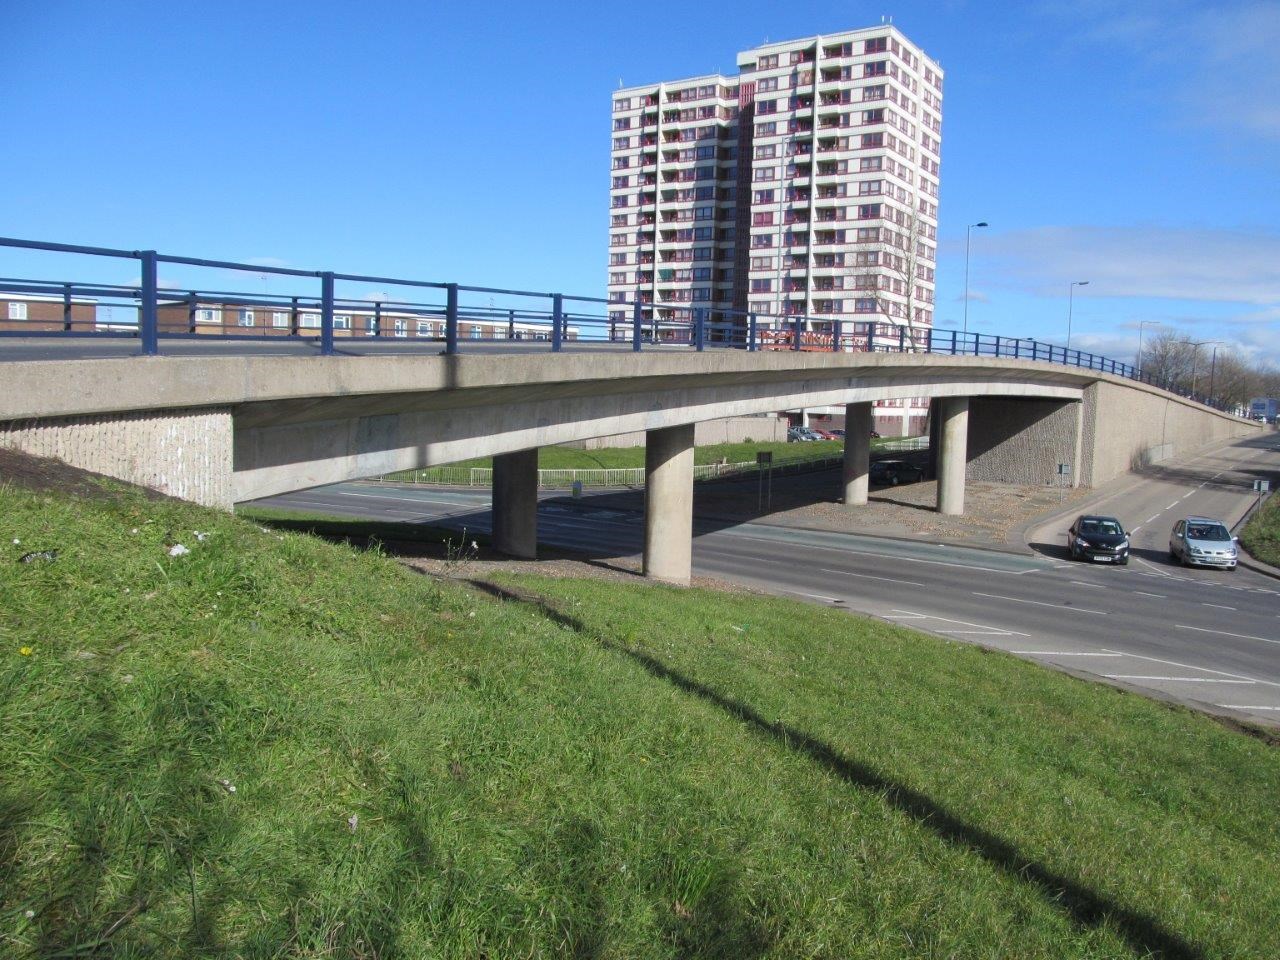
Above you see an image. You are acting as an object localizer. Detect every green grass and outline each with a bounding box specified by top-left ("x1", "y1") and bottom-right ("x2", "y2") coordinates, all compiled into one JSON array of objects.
[
  {"x1": 1239, "y1": 491, "x2": 1280, "y2": 567},
  {"x1": 2, "y1": 477, "x2": 1279, "y2": 957}
]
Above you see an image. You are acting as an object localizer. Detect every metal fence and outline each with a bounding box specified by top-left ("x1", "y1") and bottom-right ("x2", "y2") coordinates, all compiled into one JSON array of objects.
[{"x1": 0, "y1": 235, "x2": 1244, "y2": 415}]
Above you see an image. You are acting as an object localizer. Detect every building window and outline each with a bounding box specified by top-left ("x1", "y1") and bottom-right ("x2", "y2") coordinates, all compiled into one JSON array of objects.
[
  {"x1": 196, "y1": 308, "x2": 218, "y2": 325},
  {"x1": 238, "y1": 309, "x2": 255, "y2": 327},
  {"x1": 300, "y1": 312, "x2": 320, "y2": 329},
  {"x1": 470, "y1": 326, "x2": 482, "y2": 339},
  {"x1": 272, "y1": 311, "x2": 288, "y2": 328},
  {"x1": 417, "y1": 320, "x2": 434, "y2": 337},
  {"x1": 333, "y1": 314, "x2": 351, "y2": 330},
  {"x1": 7, "y1": 302, "x2": 27, "y2": 320},
  {"x1": 758, "y1": 54, "x2": 778, "y2": 68},
  {"x1": 394, "y1": 318, "x2": 407, "y2": 338},
  {"x1": 614, "y1": 97, "x2": 631, "y2": 111}
]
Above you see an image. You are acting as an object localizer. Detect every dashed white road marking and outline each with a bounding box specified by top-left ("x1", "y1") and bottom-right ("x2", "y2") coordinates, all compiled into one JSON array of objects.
[
  {"x1": 1174, "y1": 624, "x2": 1280, "y2": 646},
  {"x1": 817, "y1": 568, "x2": 924, "y2": 587},
  {"x1": 1201, "y1": 603, "x2": 1237, "y2": 611},
  {"x1": 1145, "y1": 515, "x2": 1161, "y2": 524},
  {"x1": 1105, "y1": 675, "x2": 1254, "y2": 684},
  {"x1": 972, "y1": 592, "x2": 1107, "y2": 616},
  {"x1": 888, "y1": 609, "x2": 1029, "y2": 637},
  {"x1": 790, "y1": 591, "x2": 844, "y2": 603},
  {"x1": 1069, "y1": 580, "x2": 1107, "y2": 590},
  {"x1": 1166, "y1": 501, "x2": 1180, "y2": 509},
  {"x1": 1010, "y1": 651, "x2": 1123, "y2": 657},
  {"x1": 1218, "y1": 705, "x2": 1280, "y2": 711},
  {"x1": 1099, "y1": 648, "x2": 1280, "y2": 688},
  {"x1": 1133, "y1": 591, "x2": 1167, "y2": 598}
]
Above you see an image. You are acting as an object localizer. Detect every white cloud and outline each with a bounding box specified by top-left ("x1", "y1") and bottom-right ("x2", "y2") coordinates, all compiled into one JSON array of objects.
[
  {"x1": 1043, "y1": 0, "x2": 1280, "y2": 142},
  {"x1": 980, "y1": 225, "x2": 1280, "y2": 304}
]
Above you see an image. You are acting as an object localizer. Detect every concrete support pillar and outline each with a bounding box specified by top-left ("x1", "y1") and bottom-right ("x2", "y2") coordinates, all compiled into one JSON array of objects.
[
  {"x1": 643, "y1": 423, "x2": 695, "y2": 585},
  {"x1": 842, "y1": 401, "x2": 872, "y2": 506},
  {"x1": 936, "y1": 397, "x2": 970, "y2": 516},
  {"x1": 492, "y1": 448, "x2": 539, "y2": 559}
]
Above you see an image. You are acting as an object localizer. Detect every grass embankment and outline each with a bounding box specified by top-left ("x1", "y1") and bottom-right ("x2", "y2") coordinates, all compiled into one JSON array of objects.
[
  {"x1": 3, "y1": 475, "x2": 1279, "y2": 957},
  {"x1": 386, "y1": 439, "x2": 854, "y2": 478},
  {"x1": 1239, "y1": 491, "x2": 1280, "y2": 567}
]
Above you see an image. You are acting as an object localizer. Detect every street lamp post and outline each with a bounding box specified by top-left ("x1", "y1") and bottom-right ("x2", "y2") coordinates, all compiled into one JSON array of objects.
[
  {"x1": 962, "y1": 221, "x2": 988, "y2": 337},
  {"x1": 1186, "y1": 339, "x2": 1220, "y2": 399},
  {"x1": 1136, "y1": 319, "x2": 1162, "y2": 376},
  {"x1": 1066, "y1": 280, "x2": 1089, "y2": 353}
]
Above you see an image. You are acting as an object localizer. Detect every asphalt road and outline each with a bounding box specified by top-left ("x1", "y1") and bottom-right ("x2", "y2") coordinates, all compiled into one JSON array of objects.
[{"x1": 251, "y1": 433, "x2": 1280, "y2": 728}]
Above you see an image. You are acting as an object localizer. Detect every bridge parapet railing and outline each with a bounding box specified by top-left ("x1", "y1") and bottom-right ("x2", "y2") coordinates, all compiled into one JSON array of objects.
[{"x1": 0, "y1": 235, "x2": 1244, "y2": 416}]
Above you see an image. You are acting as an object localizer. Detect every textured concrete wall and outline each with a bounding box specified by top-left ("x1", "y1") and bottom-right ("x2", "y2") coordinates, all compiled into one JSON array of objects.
[
  {"x1": 571, "y1": 415, "x2": 787, "y2": 449},
  {"x1": 967, "y1": 398, "x2": 1081, "y2": 487},
  {"x1": 1080, "y1": 382, "x2": 1258, "y2": 486},
  {"x1": 0, "y1": 409, "x2": 233, "y2": 508}
]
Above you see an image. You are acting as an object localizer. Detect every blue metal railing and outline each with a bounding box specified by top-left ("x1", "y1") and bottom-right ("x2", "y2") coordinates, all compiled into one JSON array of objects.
[{"x1": 0, "y1": 235, "x2": 1241, "y2": 414}]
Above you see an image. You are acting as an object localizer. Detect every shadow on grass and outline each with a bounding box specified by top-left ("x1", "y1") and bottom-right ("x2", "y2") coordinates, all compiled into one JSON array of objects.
[{"x1": 469, "y1": 579, "x2": 1208, "y2": 960}]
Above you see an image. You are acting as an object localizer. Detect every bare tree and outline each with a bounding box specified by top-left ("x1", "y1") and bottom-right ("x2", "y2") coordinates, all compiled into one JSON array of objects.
[
  {"x1": 1140, "y1": 331, "x2": 1198, "y2": 391},
  {"x1": 846, "y1": 205, "x2": 934, "y2": 352}
]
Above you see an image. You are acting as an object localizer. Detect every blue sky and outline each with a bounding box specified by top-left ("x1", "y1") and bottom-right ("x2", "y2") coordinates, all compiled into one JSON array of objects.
[{"x1": 3, "y1": 0, "x2": 1278, "y2": 365}]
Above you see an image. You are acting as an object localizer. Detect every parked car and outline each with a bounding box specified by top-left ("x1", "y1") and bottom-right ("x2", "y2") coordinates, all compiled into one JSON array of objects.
[
  {"x1": 787, "y1": 426, "x2": 821, "y2": 442},
  {"x1": 1066, "y1": 515, "x2": 1130, "y2": 565},
  {"x1": 869, "y1": 459, "x2": 924, "y2": 486},
  {"x1": 1169, "y1": 517, "x2": 1238, "y2": 570},
  {"x1": 829, "y1": 429, "x2": 846, "y2": 439},
  {"x1": 809, "y1": 429, "x2": 838, "y2": 440},
  {"x1": 869, "y1": 430, "x2": 881, "y2": 439}
]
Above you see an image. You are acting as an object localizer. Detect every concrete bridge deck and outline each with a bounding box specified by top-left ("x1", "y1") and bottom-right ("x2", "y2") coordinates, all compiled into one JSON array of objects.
[{"x1": 0, "y1": 342, "x2": 1260, "y2": 584}]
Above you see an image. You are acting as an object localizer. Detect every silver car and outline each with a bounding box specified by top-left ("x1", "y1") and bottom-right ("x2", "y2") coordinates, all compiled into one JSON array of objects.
[{"x1": 1169, "y1": 517, "x2": 1238, "y2": 570}]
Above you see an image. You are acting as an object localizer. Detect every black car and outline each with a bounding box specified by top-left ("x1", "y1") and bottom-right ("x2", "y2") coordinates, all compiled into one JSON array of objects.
[
  {"x1": 1066, "y1": 515, "x2": 1130, "y2": 564},
  {"x1": 869, "y1": 459, "x2": 924, "y2": 486}
]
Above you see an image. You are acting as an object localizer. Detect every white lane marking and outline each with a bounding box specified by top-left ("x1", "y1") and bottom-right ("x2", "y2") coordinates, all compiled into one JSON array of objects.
[
  {"x1": 1174, "y1": 624, "x2": 1280, "y2": 646},
  {"x1": 817, "y1": 568, "x2": 925, "y2": 587},
  {"x1": 935, "y1": 629, "x2": 1013, "y2": 636},
  {"x1": 1105, "y1": 675, "x2": 1254, "y2": 684},
  {"x1": 971, "y1": 592, "x2": 1107, "y2": 616},
  {"x1": 1069, "y1": 580, "x2": 1107, "y2": 590},
  {"x1": 888, "y1": 609, "x2": 1030, "y2": 637},
  {"x1": 1145, "y1": 515, "x2": 1160, "y2": 524},
  {"x1": 1218, "y1": 705, "x2": 1280, "y2": 711},
  {"x1": 789, "y1": 591, "x2": 844, "y2": 603},
  {"x1": 1133, "y1": 591, "x2": 1167, "y2": 599},
  {"x1": 1181, "y1": 492, "x2": 1194, "y2": 500},
  {"x1": 329, "y1": 489, "x2": 490, "y2": 506},
  {"x1": 1134, "y1": 557, "x2": 1175, "y2": 578},
  {"x1": 1166, "y1": 501, "x2": 1180, "y2": 509},
  {"x1": 1201, "y1": 603, "x2": 1237, "y2": 611},
  {"x1": 1010, "y1": 651, "x2": 1123, "y2": 657},
  {"x1": 1099, "y1": 649, "x2": 1280, "y2": 689}
]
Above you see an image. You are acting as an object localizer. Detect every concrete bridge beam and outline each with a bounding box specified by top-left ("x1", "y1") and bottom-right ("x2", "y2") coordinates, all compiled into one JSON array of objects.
[
  {"x1": 643, "y1": 423, "x2": 695, "y2": 586},
  {"x1": 492, "y1": 448, "x2": 539, "y2": 559},
  {"x1": 937, "y1": 396, "x2": 970, "y2": 516},
  {"x1": 842, "y1": 401, "x2": 872, "y2": 506}
]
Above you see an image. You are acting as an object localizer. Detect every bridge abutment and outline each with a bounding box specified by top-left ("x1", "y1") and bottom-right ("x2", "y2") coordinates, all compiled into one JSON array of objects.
[
  {"x1": 492, "y1": 448, "x2": 539, "y2": 559},
  {"x1": 0, "y1": 408, "x2": 233, "y2": 509},
  {"x1": 643, "y1": 424, "x2": 695, "y2": 586}
]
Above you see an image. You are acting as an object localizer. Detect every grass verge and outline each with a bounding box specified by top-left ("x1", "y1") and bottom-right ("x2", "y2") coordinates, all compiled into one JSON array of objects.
[
  {"x1": 2, "y1": 473, "x2": 1278, "y2": 957},
  {"x1": 1239, "y1": 490, "x2": 1280, "y2": 567}
]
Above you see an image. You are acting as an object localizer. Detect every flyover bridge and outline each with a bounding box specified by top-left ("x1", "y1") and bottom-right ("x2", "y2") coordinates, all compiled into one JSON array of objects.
[{"x1": 0, "y1": 237, "x2": 1259, "y2": 584}]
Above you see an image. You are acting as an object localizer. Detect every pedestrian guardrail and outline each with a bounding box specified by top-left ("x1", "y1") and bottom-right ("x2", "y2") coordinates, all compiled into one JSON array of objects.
[{"x1": 0, "y1": 235, "x2": 1246, "y2": 416}]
